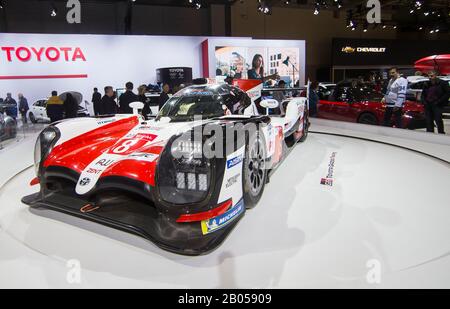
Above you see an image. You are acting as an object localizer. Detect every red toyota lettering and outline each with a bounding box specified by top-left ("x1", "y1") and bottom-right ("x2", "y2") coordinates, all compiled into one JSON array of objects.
[
  {"x1": 72, "y1": 47, "x2": 86, "y2": 61},
  {"x1": 1, "y1": 46, "x2": 86, "y2": 62},
  {"x1": 1, "y1": 46, "x2": 14, "y2": 62},
  {"x1": 60, "y1": 47, "x2": 72, "y2": 61},
  {"x1": 16, "y1": 46, "x2": 31, "y2": 62},
  {"x1": 31, "y1": 47, "x2": 45, "y2": 61},
  {"x1": 45, "y1": 47, "x2": 60, "y2": 61}
]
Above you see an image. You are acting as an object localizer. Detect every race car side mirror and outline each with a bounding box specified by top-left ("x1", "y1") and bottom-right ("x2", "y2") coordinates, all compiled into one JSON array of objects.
[
  {"x1": 260, "y1": 99, "x2": 279, "y2": 115},
  {"x1": 129, "y1": 101, "x2": 144, "y2": 115}
]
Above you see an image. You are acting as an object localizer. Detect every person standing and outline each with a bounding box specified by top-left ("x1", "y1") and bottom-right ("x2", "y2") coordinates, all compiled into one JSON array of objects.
[
  {"x1": 63, "y1": 93, "x2": 78, "y2": 119},
  {"x1": 4, "y1": 93, "x2": 18, "y2": 119},
  {"x1": 138, "y1": 84, "x2": 152, "y2": 119},
  {"x1": 101, "y1": 86, "x2": 118, "y2": 115},
  {"x1": 308, "y1": 81, "x2": 320, "y2": 117},
  {"x1": 18, "y1": 93, "x2": 29, "y2": 124},
  {"x1": 158, "y1": 84, "x2": 170, "y2": 110},
  {"x1": 92, "y1": 87, "x2": 102, "y2": 116},
  {"x1": 273, "y1": 80, "x2": 286, "y2": 104},
  {"x1": 422, "y1": 71, "x2": 450, "y2": 134},
  {"x1": 118, "y1": 82, "x2": 138, "y2": 114},
  {"x1": 46, "y1": 91, "x2": 64, "y2": 123},
  {"x1": 382, "y1": 67, "x2": 407, "y2": 128}
]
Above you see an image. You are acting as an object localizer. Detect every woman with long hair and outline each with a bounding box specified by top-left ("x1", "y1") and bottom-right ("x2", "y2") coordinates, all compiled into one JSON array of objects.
[
  {"x1": 247, "y1": 54, "x2": 279, "y2": 82},
  {"x1": 63, "y1": 92, "x2": 78, "y2": 119}
]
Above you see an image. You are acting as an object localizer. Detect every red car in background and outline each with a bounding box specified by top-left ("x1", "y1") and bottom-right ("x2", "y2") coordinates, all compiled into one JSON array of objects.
[{"x1": 317, "y1": 80, "x2": 426, "y2": 129}]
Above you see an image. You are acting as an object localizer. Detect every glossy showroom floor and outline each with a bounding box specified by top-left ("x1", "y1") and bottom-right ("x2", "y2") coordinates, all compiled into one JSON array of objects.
[{"x1": 0, "y1": 119, "x2": 449, "y2": 288}]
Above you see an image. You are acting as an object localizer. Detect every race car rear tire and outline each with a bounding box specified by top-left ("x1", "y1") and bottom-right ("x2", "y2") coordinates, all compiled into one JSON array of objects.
[
  {"x1": 243, "y1": 130, "x2": 267, "y2": 209},
  {"x1": 29, "y1": 113, "x2": 37, "y2": 123}
]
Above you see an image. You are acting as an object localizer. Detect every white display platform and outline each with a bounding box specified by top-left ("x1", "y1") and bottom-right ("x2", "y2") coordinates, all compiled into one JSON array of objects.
[{"x1": 0, "y1": 119, "x2": 449, "y2": 288}]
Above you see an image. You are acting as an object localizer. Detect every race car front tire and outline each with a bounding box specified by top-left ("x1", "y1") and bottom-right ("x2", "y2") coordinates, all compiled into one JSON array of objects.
[{"x1": 243, "y1": 130, "x2": 267, "y2": 209}]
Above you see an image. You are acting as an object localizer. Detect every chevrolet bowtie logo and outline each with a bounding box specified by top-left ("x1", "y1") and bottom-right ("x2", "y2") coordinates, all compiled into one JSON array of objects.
[{"x1": 341, "y1": 46, "x2": 356, "y2": 53}]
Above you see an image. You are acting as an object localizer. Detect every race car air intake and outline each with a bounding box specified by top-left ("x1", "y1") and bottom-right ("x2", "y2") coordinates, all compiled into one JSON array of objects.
[{"x1": 156, "y1": 130, "x2": 215, "y2": 205}]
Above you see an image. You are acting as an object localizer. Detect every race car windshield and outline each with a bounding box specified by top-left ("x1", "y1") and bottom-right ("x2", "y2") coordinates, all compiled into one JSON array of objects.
[{"x1": 156, "y1": 95, "x2": 225, "y2": 122}]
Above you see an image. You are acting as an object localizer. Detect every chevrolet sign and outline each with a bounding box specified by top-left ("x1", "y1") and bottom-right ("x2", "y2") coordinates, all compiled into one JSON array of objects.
[{"x1": 341, "y1": 46, "x2": 386, "y2": 53}]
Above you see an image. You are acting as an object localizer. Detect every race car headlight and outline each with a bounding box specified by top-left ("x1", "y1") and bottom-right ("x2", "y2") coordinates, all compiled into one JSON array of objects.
[
  {"x1": 157, "y1": 133, "x2": 214, "y2": 205},
  {"x1": 34, "y1": 126, "x2": 60, "y2": 176}
]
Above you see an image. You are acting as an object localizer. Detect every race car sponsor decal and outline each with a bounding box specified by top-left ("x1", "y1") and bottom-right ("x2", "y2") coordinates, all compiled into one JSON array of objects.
[
  {"x1": 108, "y1": 133, "x2": 157, "y2": 155},
  {"x1": 225, "y1": 173, "x2": 240, "y2": 188},
  {"x1": 97, "y1": 118, "x2": 116, "y2": 125},
  {"x1": 79, "y1": 177, "x2": 91, "y2": 186},
  {"x1": 138, "y1": 125, "x2": 163, "y2": 131},
  {"x1": 75, "y1": 153, "x2": 122, "y2": 195},
  {"x1": 320, "y1": 152, "x2": 337, "y2": 186},
  {"x1": 127, "y1": 152, "x2": 159, "y2": 162},
  {"x1": 201, "y1": 199, "x2": 244, "y2": 235},
  {"x1": 226, "y1": 154, "x2": 243, "y2": 169}
]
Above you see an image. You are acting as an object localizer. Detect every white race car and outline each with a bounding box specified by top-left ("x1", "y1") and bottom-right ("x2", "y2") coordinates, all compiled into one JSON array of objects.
[{"x1": 23, "y1": 79, "x2": 309, "y2": 255}]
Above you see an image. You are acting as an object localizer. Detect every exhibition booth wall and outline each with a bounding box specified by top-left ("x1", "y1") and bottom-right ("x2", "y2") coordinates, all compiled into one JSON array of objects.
[{"x1": 0, "y1": 33, "x2": 306, "y2": 114}]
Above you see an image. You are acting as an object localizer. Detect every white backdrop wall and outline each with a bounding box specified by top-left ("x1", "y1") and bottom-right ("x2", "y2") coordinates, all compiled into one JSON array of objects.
[
  {"x1": 0, "y1": 33, "x2": 305, "y2": 115},
  {"x1": 0, "y1": 33, "x2": 212, "y2": 112}
]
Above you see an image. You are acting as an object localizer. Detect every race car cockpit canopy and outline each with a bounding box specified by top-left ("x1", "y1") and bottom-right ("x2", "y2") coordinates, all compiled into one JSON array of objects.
[{"x1": 156, "y1": 84, "x2": 251, "y2": 122}]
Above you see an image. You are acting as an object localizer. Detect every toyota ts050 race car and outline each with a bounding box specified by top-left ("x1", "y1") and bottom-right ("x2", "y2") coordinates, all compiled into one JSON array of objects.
[{"x1": 22, "y1": 79, "x2": 309, "y2": 255}]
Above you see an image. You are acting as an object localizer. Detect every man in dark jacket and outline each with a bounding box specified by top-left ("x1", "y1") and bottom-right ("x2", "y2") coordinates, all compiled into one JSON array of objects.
[
  {"x1": 4, "y1": 93, "x2": 17, "y2": 119},
  {"x1": 422, "y1": 71, "x2": 450, "y2": 134},
  {"x1": 158, "y1": 84, "x2": 170, "y2": 110},
  {"x1": 46, "y1": 91, "x2": 64, "y2": 123},
  {"x1": 92, "y1": 87, "x2": 102, "y2": 116},
  {"x1": 18, "y1": 93, "x2": 29, "y2": 124},
  {"x1": 101, "y1": 86, "x2": 118, "y2": 115},
  {"x1": 118, "y1": 82, "x2": 138, "y2": 114}
]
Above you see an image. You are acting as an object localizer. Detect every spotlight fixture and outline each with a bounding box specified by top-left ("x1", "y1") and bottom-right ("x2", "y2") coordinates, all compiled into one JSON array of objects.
[
  {"x1": 188, "y1": 0, "x2": 201, "y2": 9},
  {"x1": 313, "y1": 2, "x2": 320, "y2": 15},
  {"x1": 363, "y1": 22, "x2": 368, "y2": 32},
  {"x1": 257, "y1": 1, "x2": 271, "y2": 15},
  {"x1": 50, "y1": 4, "x2": 57, "y2": 17},
  {"x1": 0, "y1": 0, "x2": 4, "y2": 9}
]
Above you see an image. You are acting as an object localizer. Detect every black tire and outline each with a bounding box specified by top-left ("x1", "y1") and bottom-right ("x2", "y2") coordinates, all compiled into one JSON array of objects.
[
  {"x1": 358, "y1": 113, "x2": 378, "y2": 125},
  {"x1": 243, "y1": 130, "x2": 267, "y2": 209},
  {"x1": 29, "y1": 113, "x2": 37, "y2": 123},
  {"x1": 299, "y1": 111, "x2": 309, "y2": 142}
]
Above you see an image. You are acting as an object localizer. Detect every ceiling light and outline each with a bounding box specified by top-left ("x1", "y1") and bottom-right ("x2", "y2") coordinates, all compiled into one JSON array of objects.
[{"x1": 50, "y1": 4, "x2": 57, "y2": 17}]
